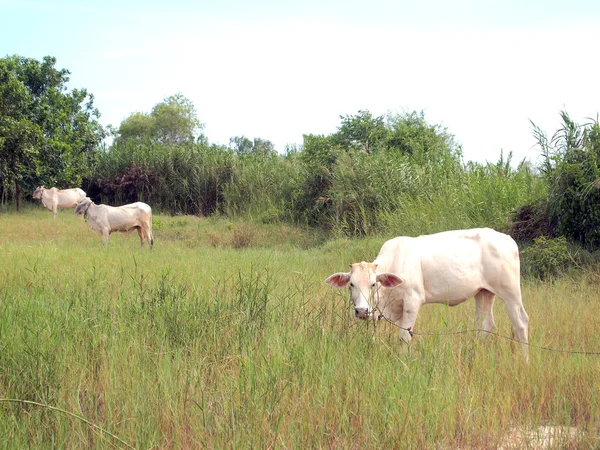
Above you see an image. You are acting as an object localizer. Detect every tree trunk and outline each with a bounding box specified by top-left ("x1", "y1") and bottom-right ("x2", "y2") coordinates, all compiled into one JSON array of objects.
[{"x1": 15, "y1": 179, "x2": 21, "y2": 212}]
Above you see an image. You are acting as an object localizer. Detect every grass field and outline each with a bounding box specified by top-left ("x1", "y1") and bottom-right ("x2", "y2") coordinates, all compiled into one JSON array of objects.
[{"x1": 1, "y1": 208, "x2": 600, "y2": 448}]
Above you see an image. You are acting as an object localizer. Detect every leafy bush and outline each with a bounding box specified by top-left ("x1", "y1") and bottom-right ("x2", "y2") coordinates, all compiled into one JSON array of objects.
[
  {"x1": 520, "y1": 236, "x2": 571, "y2": 280},
  {"x1": 533, "y1": 112, "x2": 600, "y2": 249}
]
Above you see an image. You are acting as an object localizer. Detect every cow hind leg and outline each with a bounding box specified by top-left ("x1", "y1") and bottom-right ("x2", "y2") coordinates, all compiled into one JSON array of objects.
[
  {"x1": 143, "y1": 224, "x2": 153, "y2": 248},
  {"x1": 136, "y1": 227, "x2": 146, "y2": 247},
  {"x1": 474, "y1": 289, "x2": 495, "y2": 339},
  {"x1": 148, "y1": 227, "x2": 154, "y2": 248},
  {"x1": 497, "y1": 288, "x2": 530, "y2": 362}
]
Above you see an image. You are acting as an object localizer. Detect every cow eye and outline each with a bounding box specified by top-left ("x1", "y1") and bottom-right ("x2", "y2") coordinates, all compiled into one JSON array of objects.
[
  {"x1": 349, "y1": 282, "x2": 354, "y2": 288},
  {"x1": 371, "y1": 283, "x2": 376, "y2": 288}
]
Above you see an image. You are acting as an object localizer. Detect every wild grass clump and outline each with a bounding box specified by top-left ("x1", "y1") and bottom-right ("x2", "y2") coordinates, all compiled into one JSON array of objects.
[{"x1": 87, "y1": 141, "x2": 234, "y2": 215}]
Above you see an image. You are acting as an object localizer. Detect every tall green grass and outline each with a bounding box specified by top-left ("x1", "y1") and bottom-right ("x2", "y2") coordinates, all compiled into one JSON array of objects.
[{"x1": 0, "y1": 210, "x2": 598, "y2": 448}]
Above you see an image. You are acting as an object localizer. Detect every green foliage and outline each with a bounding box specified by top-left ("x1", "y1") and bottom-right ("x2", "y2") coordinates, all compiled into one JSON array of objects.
[
  {"x1": 229, "y1": 136, "x2": 275, "y2": 157},
  {"x1": 386, "y1": 110, "x2": 459, "y2": 162},
  {"x1": 90, "y1": 108, "x2": 545, "y2": 239},
  {"x1": 533, "y1": 112, "x2": 600, "y2": 249},
  {"x1": 222, "y1": 151, "x2": 301, "y2": 222},
  {"x1": 87, "y1": 141, "x2": 233, "y2": 215},
  {"x1": 333, "y1": 110, "x2": 388, "y2": 154},
  {"x1": 116, "y1": 93, "x2": 203, "y2": 145},
  {"x1": 0, "y1": 55, "x2": 104, "y2": 207},
  {"x1": 116, "y1": 112, "x2": 154, "y2": 142},
  {"x1": 292, "y1": 134, "x2": 342, "y2": 227},
  {"x1": 290, "y1": 113, "x2": 540, "y2": 236},
  {"x1": 520, "y1": 236, "x2": 571, "y2": 280}
]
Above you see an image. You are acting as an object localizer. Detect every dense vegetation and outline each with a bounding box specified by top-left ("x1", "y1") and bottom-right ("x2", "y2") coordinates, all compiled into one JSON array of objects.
[
  {"x1": 2, "y1": 54, "x2": 600, "y2": 268},
  {"x1": 0, "y1": 55, "x2": 104, "y2": 209},
  {"x1": 84, "y1": 113, "x2": 545, "y2": 238}
]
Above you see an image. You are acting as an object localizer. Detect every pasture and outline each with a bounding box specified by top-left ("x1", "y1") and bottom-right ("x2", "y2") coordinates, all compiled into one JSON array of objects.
[{"x1": 1, "y1": 209, "x2": 599, "y2": 449}]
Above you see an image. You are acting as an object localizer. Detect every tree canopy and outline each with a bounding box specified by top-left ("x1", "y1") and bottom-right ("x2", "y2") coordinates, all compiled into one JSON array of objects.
[
  {"x1": 0, "y1": 55, "x2": 105, "y2": 209},
  {"x1": 116, "y1": 93, "x2": 204, "y2": 145}
]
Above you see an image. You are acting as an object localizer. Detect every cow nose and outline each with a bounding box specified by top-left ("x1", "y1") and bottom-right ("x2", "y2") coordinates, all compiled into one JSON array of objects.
[{"x1": 355, "y1": 307, "x2": 369, "y2": 318}]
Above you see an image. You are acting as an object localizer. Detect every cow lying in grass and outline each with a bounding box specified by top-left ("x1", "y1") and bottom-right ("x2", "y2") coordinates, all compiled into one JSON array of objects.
[
  {"x1": 326, "y1": 228, "x2": 529, "y2": 361},
  {"x1": 32, "y1": 186, "x2": 86, "y2": 219},
  {"x1": 75, "y1": 197, "x2": 154, "y2": 248}
]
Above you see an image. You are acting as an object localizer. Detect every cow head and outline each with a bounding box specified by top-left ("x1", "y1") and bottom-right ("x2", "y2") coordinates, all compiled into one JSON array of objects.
[
  {"x1": 325, "y1": 262, "x2": 403, "y2": 319},
  {"x1": 74, "y1": 197, "x2": 93, "y2": 216},
  {"x1": 32, "y1": 186, "x2": 45, "y2": 199}
]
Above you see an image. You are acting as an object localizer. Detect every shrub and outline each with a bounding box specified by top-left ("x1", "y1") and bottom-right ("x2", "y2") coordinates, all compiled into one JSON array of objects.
[
  {"x1": 232, "y1": 224, "x2": 255, "y2": 249},
  {"x1": 520, "y1": 236, "x2": 571, "y2": 280},
  {"x1": 533, "y1": 112, "x2": 600, "y2": 249}
]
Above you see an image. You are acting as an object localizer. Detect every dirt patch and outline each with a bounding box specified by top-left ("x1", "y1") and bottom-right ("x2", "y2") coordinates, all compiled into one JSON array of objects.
[{"x1": 498, "y1": 426, "x2": 581, "y2": 449}]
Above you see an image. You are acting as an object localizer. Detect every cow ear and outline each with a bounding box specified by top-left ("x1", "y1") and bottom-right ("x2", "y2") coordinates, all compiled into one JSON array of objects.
[
  {"x1": 377, "y1": 273, "x2": 403, "y2": 288},
  {"x1": 325, "y1": 272, "x2": 351, "y2": 289}
]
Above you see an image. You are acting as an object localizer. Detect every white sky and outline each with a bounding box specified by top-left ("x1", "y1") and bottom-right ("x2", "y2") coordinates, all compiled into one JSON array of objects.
[{"x1": 2, "y1": 0, "x2": 600, "y2": 164}]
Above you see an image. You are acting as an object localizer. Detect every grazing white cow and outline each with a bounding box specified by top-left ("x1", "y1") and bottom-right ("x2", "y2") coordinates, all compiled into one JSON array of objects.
[
  {"x1": 32, "y1": 185, "x2": 86, "y2": 219},
  {"x1": 326, "y1": 228, "x2": 529, "y2": 360},
  {"x1": 74, "y1": 197, "x2": 154, "y2": 248}
]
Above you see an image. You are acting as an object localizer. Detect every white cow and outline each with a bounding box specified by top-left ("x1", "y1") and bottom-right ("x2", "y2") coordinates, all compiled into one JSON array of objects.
[
  {"x1": 74, "y1": 197, "x2": 154, "y2": 248},
  {"x1": 32, "y1": 185, "x2": 86, "y2": 219},
  {"x1": 326, "y1": 228, "x2": 529, "y2": 360}
]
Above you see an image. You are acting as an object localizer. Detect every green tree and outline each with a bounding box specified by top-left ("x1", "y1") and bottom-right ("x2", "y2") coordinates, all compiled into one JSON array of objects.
[
  {"x1": 116, "y1": 93, "x2": 203, "y2": 145},
  {"x1": 292, "y1": 134, "x2": 342, "y2": 226},
  {"x1": 230, "y1": 136, "x2": 276, "y2": 157},
  {"x1": 386, "y1": 110, "x2": 459, "y2": 161},
  {"x1": 331, "y1": 109, "x2": 459, "y2": 162},
  {"x1": 333, "y1": 110, "x2": 389, "y2": 154},
  {"x1": 229, "y1": 136, "x2": 253, "y2": 154},
  {"x1": 0, "y1": 55, "x2": 104, "y2": 210},
  {"x1": 151, "y1": 93, "x2": 202, "y2": 144},
  {"x1": 0, "y1": 60, "x2": 39, "y2": 209},
  {"x1": 250, "y1": 138, "x2": 275, "y2": 158},
  {"x1": 116, "y1": 112, "x2": 154, "y2": 143}
]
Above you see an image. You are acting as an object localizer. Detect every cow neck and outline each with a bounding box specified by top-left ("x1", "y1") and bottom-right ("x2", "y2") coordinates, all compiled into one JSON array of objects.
[
  {"x1": 373, "y1": 285, "x2": 413, "y2": 336},
  {"x1": 83, "y1": 203, "x2": 92, "y2": 220},
  {"x1": 40, "y1": 190, "x2": 47, "y2": 208},
  {"x1": 373, "y1": 284, "x2": 384, "y2": 320}
]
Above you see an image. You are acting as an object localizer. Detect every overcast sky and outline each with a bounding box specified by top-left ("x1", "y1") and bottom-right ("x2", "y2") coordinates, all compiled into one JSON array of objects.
[{"x1": 2, "y1": 0, "x2": 600, "y2": 164}]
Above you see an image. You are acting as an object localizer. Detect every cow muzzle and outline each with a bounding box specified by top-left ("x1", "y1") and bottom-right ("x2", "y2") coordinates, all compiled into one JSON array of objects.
[{"x1": 354, "y1": 307, "x2": 370, "y2": 319}]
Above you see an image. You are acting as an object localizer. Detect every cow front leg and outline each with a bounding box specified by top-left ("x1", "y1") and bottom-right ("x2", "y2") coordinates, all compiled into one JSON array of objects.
[
  {"x1": 397, "y1": 300, "x2": 420, "y2": 348},
  {"x1": 102, "y1": 229, "x2": 110, "y2": 245}
]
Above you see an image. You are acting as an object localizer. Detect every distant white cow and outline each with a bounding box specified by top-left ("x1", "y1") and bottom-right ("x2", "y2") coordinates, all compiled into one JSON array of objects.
[
  {"x1": 75, "y1": 197, "x2": 154, "y2": 248},
  {"x1": 326, "y1": 228, "x2": 529, "y2": 360},
  {"x1": 32, "y1": 185, "x2": 86, "y2": 219}
]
